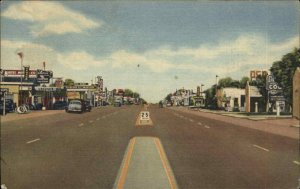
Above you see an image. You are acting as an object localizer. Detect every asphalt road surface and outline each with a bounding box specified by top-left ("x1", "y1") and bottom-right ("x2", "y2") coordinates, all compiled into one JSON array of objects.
[{"x1": 1, "y1": 105, "x2": 299, "y2": 189}]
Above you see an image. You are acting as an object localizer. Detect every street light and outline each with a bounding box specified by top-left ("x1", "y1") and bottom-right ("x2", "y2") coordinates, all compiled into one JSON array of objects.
[
  {"x1": 17, "y1": 52, "x2": 24, "y2": 106},
  {"x1": 216, "y1": 75, "x2": 219, "y2": 86}
]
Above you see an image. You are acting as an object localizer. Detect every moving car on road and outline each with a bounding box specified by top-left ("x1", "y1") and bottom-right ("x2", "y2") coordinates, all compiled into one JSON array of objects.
[{"x1": 65, "y1": 99, "x2": 86, "y2": 113}]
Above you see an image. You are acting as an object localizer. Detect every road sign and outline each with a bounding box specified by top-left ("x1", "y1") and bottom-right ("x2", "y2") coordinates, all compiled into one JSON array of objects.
[
  {"x1": 136, "y1": 110, "x2": 153, "y2": 126},
  {"x1": 24, "y1": 66, "x2": 30, "y2": 81},
  {"x1": 140, "y1": 111, "x2": 150, "y2": 120}
]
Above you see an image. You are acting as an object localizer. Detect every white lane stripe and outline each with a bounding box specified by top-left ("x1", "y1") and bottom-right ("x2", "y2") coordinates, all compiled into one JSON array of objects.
[
  {"x1": 26, "y1": 138, "x2": 40, "y2": 144},
  {"x1": 253, "y1": 144, "x2": 270, "y2": 152},
  {"x1": 78, "y1": 123, "x2": 84, "y2": 127},
  {"x1": 197, "y1": 122, "x2": 202, "y2": 125},
  {"x1": 96, "y1": 118, "x2": 100, "y2": 120},
  {"x1": 89, "y1": 120, "x2": 94, "y2": 123},
  {"x1": 189, "y1": 119, "x2": 194, "y2": 122},
  {"x1": 204, "y1": 125, "x2": 210, "y2": 129},
  {"x1": 293, "y1": 161, "x2": 300, "y2": 165}
]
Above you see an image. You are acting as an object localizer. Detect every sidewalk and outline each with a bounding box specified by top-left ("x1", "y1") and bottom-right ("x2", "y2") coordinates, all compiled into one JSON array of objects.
[
  {"x1": 0, "y1": 110, "x2": 64, "y2": 123},
  {"x1": 170, "y1": 107, "x2": 299, "y2": 140}
]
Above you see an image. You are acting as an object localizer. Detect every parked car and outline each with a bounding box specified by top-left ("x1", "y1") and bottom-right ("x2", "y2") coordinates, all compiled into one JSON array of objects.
[
  {"x1": 30, "y1": 103, "x2": 43, "y2": 110},
  {"x1": 65, "y1": 99, "x2": 86, "y2": 113},
  {"x1": 0, "y1": 99, "x2": 15, "y2": 114},
  {"x1": 84, "y1": 101, "x2": 92, "y2": 112},
  {"x1": 114, "y1": 100, "x2": 122, "y2": 107},
  {"x1": 53, "y1": 101, "x2": 68, "y2": 110}
]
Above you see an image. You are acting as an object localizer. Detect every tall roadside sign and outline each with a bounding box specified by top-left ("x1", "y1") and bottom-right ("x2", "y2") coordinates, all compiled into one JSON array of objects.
[{"x1": 266, "y1": 75, "x2": 285, "y2": 115}]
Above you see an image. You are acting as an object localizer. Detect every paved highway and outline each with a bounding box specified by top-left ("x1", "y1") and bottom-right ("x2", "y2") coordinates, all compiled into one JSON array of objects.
[{"x1": 1, "y1": 105, "x2": 299, "y2": 189}]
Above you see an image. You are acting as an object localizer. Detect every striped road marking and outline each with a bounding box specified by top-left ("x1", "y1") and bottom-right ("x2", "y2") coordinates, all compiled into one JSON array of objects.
[
  {"x1": 252, "y1": 144, "x2": 270, "y2": 152},
  {"x1": 78, "y1": 123, "x2": 84, "y2": 127},
  {"x1": 89, "y1": 120, "x2": 94, "y2": 123},
  {"x1": 204, "y1": 125, "x2": 210, "y2": 129},
  {"x1": 26, "y1": 138, "x2": 40, "y2": 144},
  {"x1": 197, "y1": 122, "x2": 202, "y2": 126},
  {"x1": 114, "y1": 137, "x2": 178, "y2": 189},
  {"x1": 96, "y1": 118, "x2": 100, "y2": 121},
  {"x1": 189, "y1": 119, "x2": 194, "y2": 122}
]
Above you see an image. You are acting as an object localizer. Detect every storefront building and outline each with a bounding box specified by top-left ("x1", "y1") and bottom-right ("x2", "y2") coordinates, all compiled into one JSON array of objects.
[{"x1": 216, "y1": 88, "x2": 245, "y2": 111}]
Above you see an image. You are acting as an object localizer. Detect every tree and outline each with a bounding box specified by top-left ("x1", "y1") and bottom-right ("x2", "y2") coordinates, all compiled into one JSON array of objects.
[
  {"x1": 124, "y1": 89, "x2": 133, "y2": 97},
  {"x1": 165, "y1": 93, "x2": 172, "y2": 102},
  {"x1": 270, "y1": 48, "x2": 300, "y2": 108},
  {"x1": 64, "y1": 78, "x2": 75, "y2": 87},
  {"x1": 240, "y1": 77, "x2": 250, "y2": 89},
  {"x1": 218, "y1": 77, "x2": 234, "y2": 88},
  {"x1": 218, "y1": 77, "x2": 241, "y2": 88},
  {"x1": 132, "y1": 92, "x2": 140, "y2": 98},
  {"x1": 204, "y1": 86, "x2": 217, "y2": 109}
]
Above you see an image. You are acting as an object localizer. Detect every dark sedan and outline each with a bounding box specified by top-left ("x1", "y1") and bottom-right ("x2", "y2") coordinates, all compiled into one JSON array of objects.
[{"x1": 53, "y1": 101, "x2": 68, "y2": 110}]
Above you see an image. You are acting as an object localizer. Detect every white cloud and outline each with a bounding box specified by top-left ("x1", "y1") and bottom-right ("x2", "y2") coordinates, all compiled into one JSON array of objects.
[
  {"x1": 270, "y1": 36, "x2": 299, "y2": 52},
  {"x1": 57, "y1": 51, "x2": 106, "y2": 70},
  {"x1": 1, "y1": 39, "x2": 56, "y2": 69},
  {"x1": 109, "y1": 50, "x2": 173, "y2": 73},
  {"x1": 2, "y1": 1, "x2": 101, "y2": 36}
]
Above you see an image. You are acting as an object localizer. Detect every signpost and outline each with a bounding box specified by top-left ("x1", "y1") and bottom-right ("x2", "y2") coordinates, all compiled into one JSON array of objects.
[{"x1": 266, "y1": 75, "x2": 285, "y2": 115}]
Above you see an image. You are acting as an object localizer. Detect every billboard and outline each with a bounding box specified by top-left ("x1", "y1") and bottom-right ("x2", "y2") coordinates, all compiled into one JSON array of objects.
[
  {"x1": 1, "y1": 69, "x2": 37, "y2": 78},
  {"x1": 36, "y1": 69, "x2": 53, "y2": 84},
  {"x1": 250, "y1": 70, "x2": 268, "y2": 81}
]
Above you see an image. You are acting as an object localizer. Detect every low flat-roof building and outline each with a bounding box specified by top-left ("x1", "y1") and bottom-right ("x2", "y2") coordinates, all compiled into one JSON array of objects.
[{"x1": 216, "y1": 88, "x2": 245, "y2": 111}]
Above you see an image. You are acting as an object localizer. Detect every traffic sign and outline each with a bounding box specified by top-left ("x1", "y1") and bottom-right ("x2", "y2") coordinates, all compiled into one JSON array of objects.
[
  {"x1": 140, "y1": 111, "x2": 150, "y2": 120},
  {"x1": 136, "y1": 110, "x2": 153, "y2": 126}
]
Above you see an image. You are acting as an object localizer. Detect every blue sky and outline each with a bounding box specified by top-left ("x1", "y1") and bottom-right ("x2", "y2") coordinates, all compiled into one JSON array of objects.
[{"x1": 1, "y1": 1, "x2": 299, "y2": 102}]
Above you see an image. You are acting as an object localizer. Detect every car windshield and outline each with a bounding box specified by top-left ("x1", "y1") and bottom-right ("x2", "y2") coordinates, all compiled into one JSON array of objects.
[{"x1": 70, "y1": 101, "x2": 81, "y2": 105}]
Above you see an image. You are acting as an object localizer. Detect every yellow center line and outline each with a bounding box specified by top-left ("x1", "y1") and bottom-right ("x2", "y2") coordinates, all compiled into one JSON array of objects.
[
  {"x1": 116, "y1": 138, "x2": 136, "y2": 189},
  {"x1": 154, "y1": 138, "x2": 177, "y2": 189}
]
